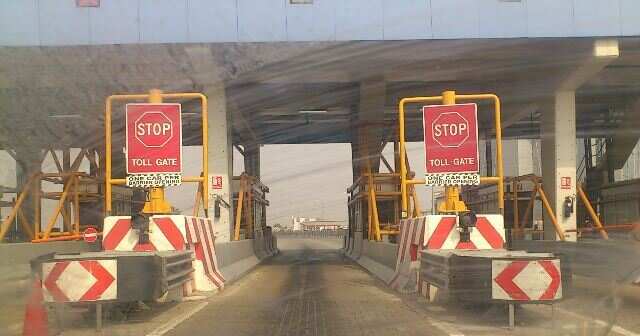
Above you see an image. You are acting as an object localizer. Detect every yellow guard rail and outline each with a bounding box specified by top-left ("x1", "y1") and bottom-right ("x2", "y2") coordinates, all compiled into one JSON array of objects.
[
  {"x1": 105, "y1": 89, "x2": 209, "y2": 215},
  {"x1": 398, "y1": 90, "x2": 504, "y2": 217}
]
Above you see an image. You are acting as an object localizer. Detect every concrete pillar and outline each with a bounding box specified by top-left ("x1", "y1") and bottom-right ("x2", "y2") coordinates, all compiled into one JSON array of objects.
[
  {"x1": 205, "y1": 84, "x2": 233, "y2": 243},
  {"x1": 541, "y1": 91, "x2": 577, "y2": 241},
  {"x1": 349, "y1": 79, "x2": 385, "y2": 246},
  {"x1": 351, "y1": 79, "x2": 386, "y2": 177}
]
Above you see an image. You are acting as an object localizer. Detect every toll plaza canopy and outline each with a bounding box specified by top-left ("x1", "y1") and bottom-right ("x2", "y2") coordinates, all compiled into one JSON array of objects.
[{"x1": 1, "y1": 38, "x2": 639, "y2": 150}]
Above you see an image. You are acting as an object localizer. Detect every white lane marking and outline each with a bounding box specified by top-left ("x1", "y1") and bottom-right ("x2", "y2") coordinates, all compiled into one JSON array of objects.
[
  {"x1": 146, "y1": 302, "x2": 208, "y2": 336},
  {"x1": 426, "y1": 317, "x2": 465, "y2": 336},
  {"x1": 556, "y1": 307, "x2": 640, "y2": 336}
]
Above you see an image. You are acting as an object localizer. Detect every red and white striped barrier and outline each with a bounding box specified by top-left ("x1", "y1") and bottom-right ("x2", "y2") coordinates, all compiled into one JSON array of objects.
[
  {"x1": 423, "y1": 215, "x2": 505, "y2": 250},
  {"x1": 185, "y1": 216, "x2": 225, "y2": 291},
  {"x1": 42, "y1": 260, "x2": 117, "y2": 302},
  {"x1": 388, "y1": 217, "x2": 425, "y2": 293},
  {"x1": 102, "y1": 215, "x2": 187, "y2": 252},
  {"x1": 102, "y1": 215, "x2": 225, "y2": 292},
  {"x1": 492, "y1": 259, "x2": 562, "y2": 301}
]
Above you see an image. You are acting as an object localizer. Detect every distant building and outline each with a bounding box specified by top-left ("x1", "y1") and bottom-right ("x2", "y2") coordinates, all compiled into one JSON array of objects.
[
  {"x1": 291, "y1": 216, "x2": 344, "y2": 231},
  {"x1": 301, "y1": 220, "x2": 345, "y2": 231}
]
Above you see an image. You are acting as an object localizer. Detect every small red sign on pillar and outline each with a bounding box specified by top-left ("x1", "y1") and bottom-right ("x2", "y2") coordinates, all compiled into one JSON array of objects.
[
  {"x1": 210, "y1": 175, "x2": 223, "y2": 190},
  {"x1": 560, "y1": 177, "x2": 571, "y2": 190}
]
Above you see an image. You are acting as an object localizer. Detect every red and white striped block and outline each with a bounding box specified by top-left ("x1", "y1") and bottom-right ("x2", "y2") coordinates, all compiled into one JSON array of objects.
[
  {"x1": 388, "y1": 217, "x2": 426, "y2": 293},
  {"x1": 423, "y1": 215, "x2": 505, "y2": 250},
  {"x1": 102, "y1": 215, "x2": 187, "y2": 251},
  {"x1": 103, "y1": 215, "x2": 225, "y2": 292},
  {"x1": 184, "y1": 216, "x2": 225, "y2": 291}
]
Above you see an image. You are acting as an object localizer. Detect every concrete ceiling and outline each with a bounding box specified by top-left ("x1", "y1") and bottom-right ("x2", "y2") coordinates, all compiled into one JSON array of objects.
[{"x1": 1, "y1": 38, "x2": 639, "y2": 149}]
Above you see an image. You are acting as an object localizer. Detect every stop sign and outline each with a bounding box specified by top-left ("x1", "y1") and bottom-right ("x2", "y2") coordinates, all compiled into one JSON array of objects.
[
  {"x1": 134, "y1": 112, "x2": 174, "y2": 148},
  {"x1": 431, "y1": 112, "x2": 469, "y2": 148},
  {"x1": 423, "y1": 103, "x2": 479, "y2": 174},
  {"x1": 126, "y1": 104, "x2": 182, "y2": 174}
]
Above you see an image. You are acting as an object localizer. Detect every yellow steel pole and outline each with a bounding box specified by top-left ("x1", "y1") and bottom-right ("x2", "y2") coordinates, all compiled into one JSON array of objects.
[
  {"x1": 234, "y1": 176, "x2": 245, "y2": 240},
  {"x1": 0, "y1": 176, "x2": 35, "y2": 241},
  {"x1": 74, "y1": 175, "x2": 80, "y2": 235},
  {"x1": 398, "y1": 96, "x2": 442, "y2": 217},
  {"x1": 512, "y1": 179, "x2": 519, "y2": 233},
  {"x1": 537, "y1": 185, "x2": 566, "y2": 241},
  {"x1": 456, "y1": 93, "x2": 504, "y2": 211},
  {"x1": 43, "y1": 176, "x2": 77, "y2": 239},
  {"x1": 436, "y1": 91, "x2": 469, "y2": 213},
  {"x1": 577, "y1": 185, "x2": 609, "y2": 239},
  {"x1": 105, "y1": 97, "x2": 113, "y2": 214},
  {"x1": 367, "y1": 172, "x2": 382, "y2": 241},
  {"x1": 142, "y1": 89, "x2": 172, "y2": 214}
]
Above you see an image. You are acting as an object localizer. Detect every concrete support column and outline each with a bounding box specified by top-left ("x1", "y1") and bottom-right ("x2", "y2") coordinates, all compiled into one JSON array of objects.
[
  {"x1": 351, "y1": 79, "x2": 386, "y2": 178},
  {"x1": 541, "y1": 91, "x2": 577, "y2": 241},
  {"x1": 350, "y1": 79, "x2": 385, "y2": 244},
  {"x1": 205, "y1": 84, "x2": 233, "y2": 243}
]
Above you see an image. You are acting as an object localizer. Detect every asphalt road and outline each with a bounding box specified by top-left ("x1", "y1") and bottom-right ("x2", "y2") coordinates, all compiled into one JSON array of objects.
[
  {"x1": 166, "y1": 239, "x2": 449, "y2": 336},
  {"x1": 42, "y1": 238, "x2": 640, "y2": 336}
]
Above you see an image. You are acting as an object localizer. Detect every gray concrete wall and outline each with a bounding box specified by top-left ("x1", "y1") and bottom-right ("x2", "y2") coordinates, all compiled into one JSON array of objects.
[
  {"x1": 0, "y1": 240, "x2": 93, "y2": 268},
  {"x1": 349, "y1": 240, "x2": 398, "y2": 284},
  {"x1": 2, "y1": 0, "x2": 639, "y2": 46},
  {"x1": 361, "y1": 240, "x2": 398, "y2": 270},
  {"x1": 216, "y1": 238, "x2": 277, "y2": 284}
]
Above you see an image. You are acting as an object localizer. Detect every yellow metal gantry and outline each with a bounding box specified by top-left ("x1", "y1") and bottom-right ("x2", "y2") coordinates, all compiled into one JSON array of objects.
[
  {"x1": 398, "y1": 90, "x2": 505, "y2": 217},
  {"x1": 105, "y1": 89, "x2": 209, "y2": 215}
]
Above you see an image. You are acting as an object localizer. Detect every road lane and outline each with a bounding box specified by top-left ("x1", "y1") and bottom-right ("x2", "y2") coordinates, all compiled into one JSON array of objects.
[{"x1": 166, "y1": 239, "x2": 448, "y2": 336}]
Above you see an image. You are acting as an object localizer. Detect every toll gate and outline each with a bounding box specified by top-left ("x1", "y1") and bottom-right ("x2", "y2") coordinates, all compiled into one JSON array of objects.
[{"x1": 2, "y1": 1, "x2": 640, "y2": 335}]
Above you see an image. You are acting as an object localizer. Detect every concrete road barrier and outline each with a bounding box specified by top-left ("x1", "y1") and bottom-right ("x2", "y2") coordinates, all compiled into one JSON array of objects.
[
  {"x1": 216, "y1": 237, "x2": 277, "y2": 284},
  {"x1": 0, "y1": 241, "x2": 95, "y2": 268},
  {"x1": 346, "y1": 239, "x2": 398, "y2": 284}
]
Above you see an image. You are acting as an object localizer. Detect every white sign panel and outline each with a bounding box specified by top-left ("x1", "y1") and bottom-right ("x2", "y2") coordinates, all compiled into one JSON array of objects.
[
  {"x1": 126, "y1": 173, "x2": 182, "y2": 188},
  {"x1": 492, "y1": 259, "x2": 562, "y2": 301},
  {"x1": 425, "y1": 173, "x2": 480, "y2": 186}
]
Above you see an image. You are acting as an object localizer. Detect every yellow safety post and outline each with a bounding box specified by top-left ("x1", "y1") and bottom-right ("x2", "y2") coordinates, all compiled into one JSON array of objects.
[
  {"x1": 398, "y1": 91, "x2": 505, "y2": 217},
  {"x1": 367, "y1": 170, "x2": 382, "y2": 241},
  {"x1": 141, "y1": 90, "x2": 173, "y2": 214},
  {"x1": 42, "y1": 175, "x2": 77, "y2": 239},
  {"x1": 105, "y1": 90, "x2": 208, "y2": 216},
  {"x1": 512, "y1": 179, "x2": 520, "y2": 236},
  {"x1": 537, "y1": 184, "x2": 566, "y2": 241},
  {"x1": 0, "y1": 175, "x2": 36, "y2": 240},
  {"x1": 577, "y1": 185, "x2": 609, "y2": 239},
  {"x1": 234, "y1": 175, "x2": 245, "y2": 241}
]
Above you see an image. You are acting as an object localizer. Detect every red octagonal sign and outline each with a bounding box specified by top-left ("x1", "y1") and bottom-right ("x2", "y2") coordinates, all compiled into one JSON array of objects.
[
  {"x1": 126, "y1": 104, "x2": 182, "y2": 174},
  {"x1": 423, "y1": 103, "x2": 479, "y2": 174}
]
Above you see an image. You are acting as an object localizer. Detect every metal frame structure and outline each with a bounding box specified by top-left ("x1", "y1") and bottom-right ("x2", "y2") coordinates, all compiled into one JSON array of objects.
[
  {"x1": 233, "y1": 173, "x2": 269, "y2": 241},
  {"x1": 398, "y1": 91, "x2": 504, "y2": 217},
  {"x1": 460, "y1": 174, "x2": 610, "y2": 240},
  {"x1": 0, "y1": 172, "x2": 114, "y2": 243},
  {"x1": 105, "y1": 89, "x2": 208, "y2": 215}
]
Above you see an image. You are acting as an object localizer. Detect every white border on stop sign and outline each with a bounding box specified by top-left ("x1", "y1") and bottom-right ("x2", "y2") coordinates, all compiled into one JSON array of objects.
[
  {"x1": 124, "y1": 103, "x2": 183, "y2": 175},
  {"x1": 422, "y1": 103, "x2": 480, "y2": 174}
]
